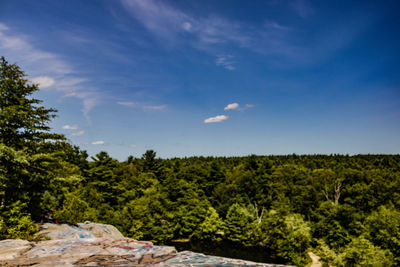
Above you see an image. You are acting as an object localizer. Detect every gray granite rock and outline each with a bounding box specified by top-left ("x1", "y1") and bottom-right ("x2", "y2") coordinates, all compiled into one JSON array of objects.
[{"x1": 0, "y1": 223, "x2": 293, "y2": 266}]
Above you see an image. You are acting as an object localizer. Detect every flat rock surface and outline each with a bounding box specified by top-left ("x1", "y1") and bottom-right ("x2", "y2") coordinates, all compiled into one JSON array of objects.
[{"x1": 0, "y1": 222, "x2": 291, "y2": 266}]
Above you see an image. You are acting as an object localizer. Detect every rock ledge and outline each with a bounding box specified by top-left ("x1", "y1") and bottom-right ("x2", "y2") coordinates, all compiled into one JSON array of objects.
[{"x1": 0, "y1": 222, "x2": 292, "y2": 266}]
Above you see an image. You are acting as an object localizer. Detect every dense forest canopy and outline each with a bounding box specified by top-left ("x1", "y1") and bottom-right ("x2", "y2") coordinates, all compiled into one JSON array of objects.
[{"x1": 1, "y1": 57, "x2": 400, "y2": 266}]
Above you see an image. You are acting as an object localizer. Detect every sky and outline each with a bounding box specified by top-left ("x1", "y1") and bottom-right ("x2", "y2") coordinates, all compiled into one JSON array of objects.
[{"x1": 0, "y1": 0, "x2": 399, "y2": 160}]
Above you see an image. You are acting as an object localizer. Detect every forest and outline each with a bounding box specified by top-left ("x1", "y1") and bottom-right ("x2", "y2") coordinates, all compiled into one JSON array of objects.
[{"x1": 1, "y1": 56, "x2": 400, "y2": 266}]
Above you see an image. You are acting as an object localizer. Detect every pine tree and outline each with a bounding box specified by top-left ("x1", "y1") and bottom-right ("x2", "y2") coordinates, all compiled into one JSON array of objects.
[
  {"x1": 0, "y1": 57, "x2": 64, "y2": 151},
  {"x1": 0, "y1": 57, "x2": 68, "y2": 219}
]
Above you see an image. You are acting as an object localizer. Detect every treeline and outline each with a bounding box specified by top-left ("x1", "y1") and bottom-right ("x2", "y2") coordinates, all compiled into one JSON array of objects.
[{"x1": 1, "y1": 57, "x2": 400, "y2": 266}]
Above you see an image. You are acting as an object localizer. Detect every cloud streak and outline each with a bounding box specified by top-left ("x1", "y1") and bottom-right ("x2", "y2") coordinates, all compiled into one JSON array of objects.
[
  {"x1": 62, "y1": 124, "x2": 79, "y2": 130},
  {"x1": 117, "y1": 101, "x2": 136, "y2": 107},
  {"x1": 71, "y1": 130, "x2": 85, "y2": 136},
  {"x1": 216, "y1": 55, "x2": 235, "y2": 70},
  {"x1": 204, "y1": 115, "x2": 228, "y2": 124},
  {"x1": 92, "y1": 140, "x2": 105, "y2": 145},
  {"x1": 117, "y1": 101, "x2": 167, "y2": 111}
]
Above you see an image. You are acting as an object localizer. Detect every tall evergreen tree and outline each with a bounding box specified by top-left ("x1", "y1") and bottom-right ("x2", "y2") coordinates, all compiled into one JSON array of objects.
[
  {"x1": 0, "y1": 57, "x2": 64, "y2": 151},
  {"x1": 0, "y1": 57, "x2": 67, "y2": 219}
]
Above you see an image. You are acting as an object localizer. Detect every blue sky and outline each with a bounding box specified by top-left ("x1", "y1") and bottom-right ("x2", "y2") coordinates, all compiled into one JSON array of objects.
[{"x1": 1, "y1": 0, "x2": 399, "y2": 160}]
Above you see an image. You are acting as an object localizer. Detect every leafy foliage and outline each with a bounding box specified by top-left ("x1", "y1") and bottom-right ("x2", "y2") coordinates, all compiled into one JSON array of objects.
[{"x1": 0, "y1": 201, "x2": 38, "y2": 240}]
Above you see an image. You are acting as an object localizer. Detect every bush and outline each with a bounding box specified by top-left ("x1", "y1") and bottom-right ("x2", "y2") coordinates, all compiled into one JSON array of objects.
[
  {"x1": 316, "y1": 237, "x2": 394, "y2": 266},
  {"x1": 0, "y1": 201, "x2": 38, "y2": 240},
  {"x1": 341, "y1": 236, "x2": 394, "y2": 266}
]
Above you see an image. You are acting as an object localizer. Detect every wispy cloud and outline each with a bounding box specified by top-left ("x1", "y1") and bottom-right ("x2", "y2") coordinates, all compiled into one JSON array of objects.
[
  {"x1": 0, "y1": 27, "x2": 71, "y2": 74},
  {"x1": 119, "y1": 0, "x2": 292, "y2": 57},
  {"x1": 31, "y1": 76, "x2": 55, "y2": 89},
  {"x1": 245, "y1": 104, "x2": 255, "y2": 108},
  {"x1": 117, "y1": 101, "x2": 167, "y2": 111},
  {"x1": 92, "y1": 140, "x2": 105, "y2": 145},
  {"x1": 120, "y1": 0, "x2": 250, "y2": 49},
  {"x1": 117, "y1": 101, "x2": 136, "y2": 107},
  {"x1": 0, "y1": 24, "x2": 99, "y2": 121},
  {"x1": 62, "y1": 124, "x2": 79, "y2": 130},
  {"x1": 204, "y1": 115, "x2": 228, "y2": 124},
  {"x1": 71, "y1": 130, "x2": 85, "y2": 136},
  {"x1": 81, "y1": 95, "x2": 101, "y2": 122},
  {"x1": 119, "y1": 0, "x2": 368, "y2": 66},
  {"x1": 224, "y1": 103, "x2": 239, "y2": 111},
  {"x1": 216, "y1": 55, "x2": 235, "y2": 70},
  {"x1": 121, "y1": 0, "x2": 190, "y2": 43}
]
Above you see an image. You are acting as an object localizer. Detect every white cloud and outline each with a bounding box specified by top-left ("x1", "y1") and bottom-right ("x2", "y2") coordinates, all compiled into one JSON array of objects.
[
  {"x1": 216, "y1": 55, "x2": 235, "y2": 70},
  {"x1": 224, "y1": 103, "x2": 239, "y2": 111},
  {"x1": 245, "y1": 104, "x2": 255, "y2": 108},
  {"x1": 204, "y1": 115, "x2": 228, "y2": 124},
  {"x1": 62, "y1": 124, "x2": 79, "y2": 130},
  {"x1": 71, "y1": 130, "x2": 85, "y2": 136},
  {"x1": 31, "y1": 76, "x2": 55, "y2": 89},
  {"x1": 92, "y1": 140, "x2": 105, "y2": 145},
  {"x1": 117, "y1": 101, "x2": 136, "y2": 107}
]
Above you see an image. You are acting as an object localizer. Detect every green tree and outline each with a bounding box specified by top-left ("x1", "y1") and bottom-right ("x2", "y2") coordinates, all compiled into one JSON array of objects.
[
  {"x1": 258, "y1": 210, "x2": 311, "y2": 266},
  {"x1": 191, "y1": 207, "x2": 223, "y2": 241},
  {"x1": 0, "y1": 201, "x2": 38, "y2": 240},
  {"x1": 224, "y1": 203, "x2": 255, "y2": 244},
  {"x1": 340, "y1": 236, "x2": 394, "y2": 266},
  {"x1": 141, "y1": 150, "x2": 162, "y2": 175},
  {"x1": 85, "y1": 151, "x2": 122, "y2": 206},
  {"x1": 365, "y1": 205, "x2": 400, "y2": 264},
  {"x1": 0, "y1": 57, "x2": 71, "y2": 220},
  {"x1": 312, "y1": 201, "x2": 350, "y2": 249},
  {"x1": 0, "y1": 57, "x2": 64, "y2": 150}
]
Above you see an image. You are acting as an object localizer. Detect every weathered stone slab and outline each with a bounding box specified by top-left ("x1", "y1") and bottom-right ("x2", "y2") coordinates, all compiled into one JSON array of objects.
[
  {"x1": 160, "y1": 250, "x2": 293, "y2": 267},
  {"x1": 0, "y1": 239, "x2": 32, "y2": 260},
  {"x1": 35, "y1": 221, "x2": 124, "y2": 241},
  {"x1": 0, "y1": 222, "x2": 292, "y2": 266},
  {"x1": 78, "y1": 221, "x2": 124, "y2": 240}
]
